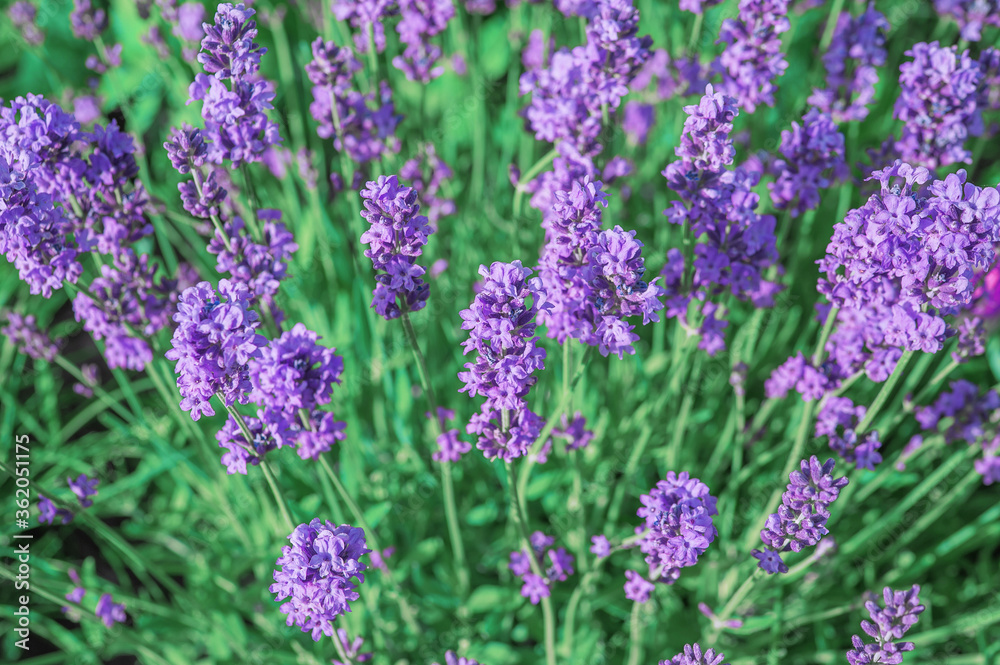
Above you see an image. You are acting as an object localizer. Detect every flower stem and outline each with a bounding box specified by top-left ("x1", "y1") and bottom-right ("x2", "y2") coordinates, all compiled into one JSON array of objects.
[
  {"x1": 626, "y1": 601, "x2": 644, "y2": 665},
  {"x1": 506, "y1": 462, "x2": 557, "y2": 665},
  {"x1": 400, "y1": 312, "x2": 470, "y2": 597},
  {"x1": 512, "y1": 146, "x2": 560, "y2": 218},
  {"x1": 220, "y1": 401, "x2": 295, "y2": 531},
  {"x1": 856, "y1": 349, "x2": 915, "y2": 434},
  {"x1": 710, "y1": 568, "x2": 764, "y2": 641},
  {"x1": 317, "y1": 455, "x2": 422, "y2": 634},
  {"x1": 818, "y1": 0, "x2": 847, "y2": 55},
  {"x1": 517, "y1": 344, "x2": 592, "y2": 513}
]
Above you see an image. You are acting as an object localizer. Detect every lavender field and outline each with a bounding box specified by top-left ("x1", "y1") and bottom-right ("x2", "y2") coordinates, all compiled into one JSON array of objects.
[{"x1": 1, "y1": 0, "x2": 999, "y2": 664}]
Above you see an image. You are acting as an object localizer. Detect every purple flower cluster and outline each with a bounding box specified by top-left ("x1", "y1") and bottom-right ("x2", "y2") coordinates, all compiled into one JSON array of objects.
[
  {"x1": 37, "y1": 495, "x2": 74, "y2": 525},
  {"x1": 536, "y1": 178, "x2": 664, "y2": 358},
  {"x1": 1, "y1": 312, "x2": 60, "y2": 361},
  {"x1": 894, "y1": 42, "x2": 985, "y2": 169},
  {"x1": 9, "y1": 2, "x2": 43, "y2": 46},
  {"x1": 768, "y1": 108, "x2": 847, "y2": 217},
  {"x1": 189, "y1": 3, "x2": 281, "y2": 168},
  {"x1": 428, "y1": 407, "x2": 471, "y2": 462},
  {"x1": 914, "y1": 380, "x2": 1000, "y2": 485},
  {"x1": 808, "y1": 4, "x2": 888, "y2": 122},
  {"x1": 509, "y1": 531, "x2": 574, "y2": 604},
  {"x1": 68, "y1": 474, "x2": 99, "y2": 508},
  {"x1": 165, "y1": 279, "x2": 267, "y2": 421},
  {"x1": 715, "y1": 0, "x2": 790, "y2": 113},
  {"x1": 359, "y1": 175, "x2": 434, "y2": 319},
  {"x1": 394, "y1": 0, "x2": 455, "y2": 82},
  {"x1": 70, "y1": 0, "x2": 107, "y2": 41},
  {"x1": 661, "y1": 85, "x2": 779, "y2": 355},
  {"x1": 633, "y1": 472, "x2": 718, "y2": 587},
  {"x1": 61, "y1": 569, "x2": 128, "y2": 628},
  {"x1": 72, "y1": 250, "x2": 177, "y2": 371},
  {"x1": 660, "y1": 644, "x2": 729, "y2": 665},
  {"x1": 753, "y1": 456, "x2": 848, "y2": 574},
  {"x1": 306, "y1": 38, "x2": 401, "y2": 164},
  {"x1": 816, "y1": 397, "x2": 883, "y2": 470},
  {"x1": 818, "y1": 162, "x2": 1000, "y2": 361},
  {"x1": 207, "y1": 211, "x2": 298, "y2": 321},
  {"x1": 458, "y1": 261, "x2": 548, "y2": 461},
  {"x1": 270, "y1": 519, "x2": 370, "y2": 641},
  {"x1": 333, "y1": 0, "x2": 399, "y2": 54},
  {"x1": 519, "y1": 0, "x2": 652, "y2": 159},
  {"x1": 934, "y1": 0, "x2": 1000, "y2": 41},
  {"x1": 846, "y1": 585, "x2": 924, "y2": 665},
  {"x1": 165, "y1": 123, "x2": 227, "y2": 220}
]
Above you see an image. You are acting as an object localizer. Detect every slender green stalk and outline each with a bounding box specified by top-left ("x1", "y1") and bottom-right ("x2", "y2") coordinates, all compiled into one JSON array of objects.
[
  {"x1": 506, "y1": 462, "x2": 557, "y2": 665},
  {"x1": 317, "y1": 455, "x2": 422, "y2": 634},
  {"x1": 818, "y1": 0, "x2": 847, "y2": 56},
  {"x1": 626, "y1": 601, "x2": 644, "y2": 665},
  {"x1": 400, "y1": 312, "x2": 470, "y2": 597},
  {"x1": 687, "y1": 13, "x2": 704, "y2": 52},
  {"x1": 709, "y1": 568, "x2": 764, "y2": 641},
  {"x1": 855, "y1": 349, "x2": 915, "y2": 434},
  {"x1": 366, "y1": 25, "x2": 380, "y2": 89},
  {"x1": 516, "y1": 345, "x2": 592, "y2": 512},
  {"x1": 512, "y1": 147, "x2": 560, "y2": 218},
  {"x1": 221, "y1": 402, "x2": 295, "y2": 531}
]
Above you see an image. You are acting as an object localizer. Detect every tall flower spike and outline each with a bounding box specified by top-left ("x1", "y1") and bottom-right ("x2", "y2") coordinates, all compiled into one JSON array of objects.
[
  {"x1": 197, "y1": 2, "x2": 266, "y2": 80},
  {"x1": 846, "y1": 585, "x2": 925, "y2": 665},
  {"x1": 270, "y1": 520, "x2": 370, "y2": 641},
  {"x1": 768, "y1": 108, "x2": 847, "y2": 218},
  {"x1": 715, "y1": 0, "x2": 790, "y2": 113},
  {"x1": 753, "y1": 456, "x2": 848, "y2": 574},
  {"x1": 164, "y1": 279, "x2": 267, "y2": 421},
  {"x1": 359, "y1": 175, "x2": 434, "y2": 319}
]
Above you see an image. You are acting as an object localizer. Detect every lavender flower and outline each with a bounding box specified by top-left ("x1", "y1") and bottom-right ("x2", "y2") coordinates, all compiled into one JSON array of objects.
[
  {"x1": 9, "y1": 2, "x2": 44, "y2": 45},
  {"x1": 428, "y1": 408, "x2": 471, "y2": 462},
  {"x1": 270, "y1": 520, "x2": 370, "y2": 641},
  {"x1": 590, "y1": 535, "x2": 611, "y2": 557},
  {"x1": 634, "y1": 472, "x2": 718, "y2": 585},
  {"x1": 333, "y1": 628, "x2": 373, "y2": 665},
  {"x1": 333, "y1": 0, "x2": 399, "y2": 53},
  {"x1": 768, "y1": 109, "x2": 847, "y2": 217},
  {"x1": 661, "y1": 85, "x2": 779, "y2": 355},
  {"x1": 73, "y1": 250, "x2": 176, "y2": 371},
  {"x1": 197, "y1": 2, "x2": 265, "y2": 79},
  {"x1": 914, "y1": 380, "x2": 1000, "y2": 485},
  {"x1": 164, "y1": 280, "x2": 267, "y2": 421},
  {"x1": 808, "y1": 4, "x2": 888, "y2": 122},
  {"x1": 509, "y1": 531, "x2": 574, "y2": 604},
  {"x1": 37, "y1": 495, "x2": 74, "y2": 525},
  {"x1": 73, "y1": 363, "x2": 100, "y2": 397},
  {"x1": 660, "y1": 644, "x2": 729, "y2": 665},
  {"x1": 816, "y1": 397, "x2": 882, "y2": 470},
  {"x1": 715, "y1": 0, "x2": 790, "y2": 113},
  {"x1": 624, "y1": 569, "x2": 655, "y2": 603},
  {"x1": 519, "y1": 0, "x2": 652, "y2": 159},
  {"x1": 846, "y1": 585, "x2": 924, "y2": 665},
  {"x1": 359, "y1": 175, "x2": 434, "y2": 319},
  {"x1": 934, "y1": 0, "x2": 1000, "y2": 41},
  {"x1": 458, "y1": 261, "x2": 547, "y2": 419},
  {"x1": 393, "y1": 0, "x2": 454, "y2": 82},
  {"x1": 67, "y1": 474, "x2": 99, "y2": 508},
  {"x1": 536, "y1": 178, "x2": 664, "y2": 357},
  {"x1": 306, "y1": 38, "x2": 401, "y2": 164},
  {"x1": 818, "y1": 162, "x2": 1000, "y2": 360},
  {"x1": 1, "y1": 312, "x2": 60, "y2": 361},
  {"x1": 95, "y1": 593, "x2": 127, "y2": 628},
  {"x1": 208, "y1": 212, "x2": 298, "y2": 320},
  {"x1": 70, "y1": 0, "x2": 107, "y2": 41},
  {"x1": 894, "y1": 42, "x2": 984, "y2": 169},
  {"x1": 753, "y1": 456, "x2": 848, "y2": 574}
]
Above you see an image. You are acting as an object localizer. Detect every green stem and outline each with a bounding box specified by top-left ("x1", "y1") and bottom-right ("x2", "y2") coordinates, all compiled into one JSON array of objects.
[
  {"x1": 220, "y1": 401, "x2": 295, "y2": 531},
  {"x1": 855, "y1": 349, "x2": 915, "y2": 434},
  {"x1": 687, "y1": 12, "x2": 704, "y2": 53},
  {"x1": 506, "y1": 462, "x2": 557, "y2": 665},
  {"x1": 512, "y1": 146, "x2": 560, "y2": 218},
  {"x1": 516, "y1": 345, "x2": 592, "y2": 512},
  {"x1": 710, "y1": 568, "x2": 764, "y2": 641},
  {"x1": 818, "y1": 0, "x2": 847, "y2": 56},
  {"x1": 400, "y1": 312, "x2": 470, "y2": 597},
  {"x1": 626, "y1": 601, "x2": 643, "y2": 665}
]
